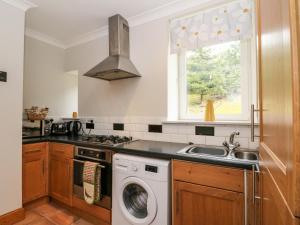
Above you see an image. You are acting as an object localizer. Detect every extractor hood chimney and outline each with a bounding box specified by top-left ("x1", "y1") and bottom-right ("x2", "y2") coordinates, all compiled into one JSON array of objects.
[{"x1": 83, "y1": 14, "x2": 141, "y2": 81}]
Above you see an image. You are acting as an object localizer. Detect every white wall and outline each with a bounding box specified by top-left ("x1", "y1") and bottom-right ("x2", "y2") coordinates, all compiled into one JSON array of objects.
[
  {"x1": 65, "y1": 0, "x2": 240, "y2": 119},
  {"x1": 0, "y1": 1, "x2": 25, "y2": 216},
  {"x1": 24, "y1": 36, "x2": 78, "y2": 117},
  {"x1": 64, "y1": 1, "x2": 259, "y2": 149},
  {"x1": 64, "y1": 0, "x2": 237, "y2": 118},
  {"x1": 65, "y1": 17, "x2": 169, "y2": 118}
]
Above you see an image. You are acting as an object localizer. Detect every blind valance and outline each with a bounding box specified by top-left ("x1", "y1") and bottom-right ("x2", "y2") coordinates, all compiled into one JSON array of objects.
[{"x1": 170, "y1": 0, "x2": 253, "y2": 53}]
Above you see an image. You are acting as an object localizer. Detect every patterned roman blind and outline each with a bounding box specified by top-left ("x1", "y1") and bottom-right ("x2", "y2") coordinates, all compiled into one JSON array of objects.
[{"x1": 170, "y1": 0, "x2": 254, "y2": 53}]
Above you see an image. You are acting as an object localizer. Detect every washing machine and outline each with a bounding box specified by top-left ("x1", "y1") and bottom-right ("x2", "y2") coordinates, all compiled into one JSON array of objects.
[{"x1": 112, "y1": 153, "x2": 170, "y2": 225}]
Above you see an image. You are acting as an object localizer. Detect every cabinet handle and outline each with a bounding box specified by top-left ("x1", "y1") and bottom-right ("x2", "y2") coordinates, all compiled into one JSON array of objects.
[
  {"x1": 73, "y1": 159, "x2": 105, "y2": 168},
  {"x1": 54, "y1": 149, "x2": 64, "y2": 153},
  {"x1": 25, "y1": 148, "x2": 41, "y2": 154},
  {"x1": 68, "y1": 160, "x2": 72, "y2": 177},
  {"x1": 252, "y1": 165, "x2": 260, "y2": 203},
  {"x1": 252, "y1": 165, "x2": 255, "y2": 204},
  {"x1": 176, "y1": 191, "x2": 180, "y2": 215},
  {"x1": 244, "y1": 170, "x2": 248, "y2": 225},
  {"x1": 253, "y1": 166, "x2": 261, "y2": 225},
  {"x1": 42, "y1": 160, "x2": 45, "y2": 175}
]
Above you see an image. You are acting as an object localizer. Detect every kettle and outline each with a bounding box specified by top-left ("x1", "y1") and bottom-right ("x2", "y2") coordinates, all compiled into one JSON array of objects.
[{"x1": 67, "y1": 120, "x2": 82, "y2": 136}]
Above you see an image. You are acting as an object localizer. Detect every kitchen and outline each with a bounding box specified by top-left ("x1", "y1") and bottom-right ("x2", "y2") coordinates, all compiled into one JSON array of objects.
[{"x1": 0, "y1": 0, "x2": 299, "y2": 225}]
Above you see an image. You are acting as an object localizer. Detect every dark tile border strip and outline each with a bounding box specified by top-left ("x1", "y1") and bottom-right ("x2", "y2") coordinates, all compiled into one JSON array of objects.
[
  {"x1": 195, "y1": 126, "x2": 214, "y2": 136},
  {"x1": 148, "y1": 124, "x2": 162, "y2": 133},
  {"x1": 113, "y1": 123, "x2": 124, "y2": 131}
]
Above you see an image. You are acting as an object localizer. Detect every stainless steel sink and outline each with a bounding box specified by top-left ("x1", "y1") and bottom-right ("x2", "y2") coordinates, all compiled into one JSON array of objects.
[
  {"x1": 233, "y1": 151, "x2": 258, "y2": 161},
  {"x1": 177, "y1": 145, "x2": 228, "y2": 157}
]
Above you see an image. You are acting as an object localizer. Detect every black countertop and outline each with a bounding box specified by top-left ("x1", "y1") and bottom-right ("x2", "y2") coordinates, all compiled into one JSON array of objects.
[{"x1": 23, "y1": 135, "x2": 258, "y2": 170}]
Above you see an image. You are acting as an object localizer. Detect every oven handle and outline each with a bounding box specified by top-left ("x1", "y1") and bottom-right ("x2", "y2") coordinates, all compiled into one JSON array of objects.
[{"x1": 73, "y1": 159, "x2": 105, "y2": 169}]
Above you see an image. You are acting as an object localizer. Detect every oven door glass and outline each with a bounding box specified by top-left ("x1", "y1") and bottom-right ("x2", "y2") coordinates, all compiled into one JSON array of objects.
[{"x1": 73, "y1": 159, "x2": 112, "y2": 209}]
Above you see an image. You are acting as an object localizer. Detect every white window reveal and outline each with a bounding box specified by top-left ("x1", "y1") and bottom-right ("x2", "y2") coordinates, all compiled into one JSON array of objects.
[{"x1": 169, "y1": 0, "x2": 256, "y2": 122}]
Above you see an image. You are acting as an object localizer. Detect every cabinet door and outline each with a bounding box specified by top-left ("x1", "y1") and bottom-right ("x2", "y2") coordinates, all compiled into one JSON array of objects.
[
  {"x1": 49, "y1": 154, "x2": 73, "y2": 206},
  {"x1": 23, "y1": 143, "x2": 47, "y2": 204},
  {"x1": 173, "y1": 181, "x2": 244, "y2": 225},
  {"x1": 257, "y1": 0, "x2": 300, "y2": 222}
]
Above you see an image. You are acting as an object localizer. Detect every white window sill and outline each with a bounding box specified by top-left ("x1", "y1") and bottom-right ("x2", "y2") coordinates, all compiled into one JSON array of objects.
[{"x1": 163, "y1": 120, "x2": 259, "y2": 126}]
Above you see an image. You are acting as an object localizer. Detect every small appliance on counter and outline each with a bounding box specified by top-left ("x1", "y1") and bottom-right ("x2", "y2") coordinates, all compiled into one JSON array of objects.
[
  {"x1": 22, "y1": 119, "x2": 53, "y2": 138},
  {"x1": 67, "y1": 120, "x2": 82, "y2": 136},
  {"x1": 50, "y1": 122, "x2": 69, "y2": 135}
]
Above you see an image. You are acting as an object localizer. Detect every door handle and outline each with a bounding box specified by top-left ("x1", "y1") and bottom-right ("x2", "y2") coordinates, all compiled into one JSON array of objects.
[{"x1": 251, "y1": 104, "x2": 260, "y2": 142}]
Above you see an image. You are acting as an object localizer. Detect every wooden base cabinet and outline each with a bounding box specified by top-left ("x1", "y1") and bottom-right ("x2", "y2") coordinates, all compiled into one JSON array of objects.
[
  {"x1": 172, "y1": 160, "x2": 253, "y2": 225},
  {"x1": 49, "y1": 143, "x2": 74, "y2": 206},
  {"x1": 174, "y1": 181, "x2": 244, "y2": 225},
  {"x1": 22, "y1": 143, "x2": 48, "y2": 204},
  {"x1": 23, "y1": 142, "x2": 111, "y2": 224}
]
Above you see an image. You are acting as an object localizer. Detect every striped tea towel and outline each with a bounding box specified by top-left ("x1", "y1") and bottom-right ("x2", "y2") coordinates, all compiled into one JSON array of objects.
[{"x1": 83, "y1": 161, "x2": 102, "y2": 204}]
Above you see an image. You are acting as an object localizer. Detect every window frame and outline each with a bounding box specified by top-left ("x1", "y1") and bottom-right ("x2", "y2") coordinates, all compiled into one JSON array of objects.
[{"x1": 177, "y1": 38, "x2": 256, "y2": 122}]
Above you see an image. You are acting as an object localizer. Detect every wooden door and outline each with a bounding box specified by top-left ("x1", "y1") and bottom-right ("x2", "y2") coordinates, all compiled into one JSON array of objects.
[
  {"x1": 49, "y1": 154, "x2": 73, "y2": 206},
  {"x1": 173, "y1": 181, "x2": 244, "y2": 225},
  {"x1": 257, "y1": 0, "x2": 300, "y2": 223},
  {"x1": 22, "y1": 143, "x2": 47, "y2": 203}
]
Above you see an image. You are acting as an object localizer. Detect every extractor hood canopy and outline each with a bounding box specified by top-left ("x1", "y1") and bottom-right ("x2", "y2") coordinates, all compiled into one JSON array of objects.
[{"x1": 84, "y1": 14, "x2": 141, "y2": 81}]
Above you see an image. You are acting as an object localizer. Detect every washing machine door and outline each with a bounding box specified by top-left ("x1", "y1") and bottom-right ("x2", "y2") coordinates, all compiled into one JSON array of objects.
[{"x1": 119, "y1": 177, "x2": 157, "y2": 225}]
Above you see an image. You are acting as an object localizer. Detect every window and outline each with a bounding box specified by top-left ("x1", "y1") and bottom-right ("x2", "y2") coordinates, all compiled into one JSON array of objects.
[
  {"x1": 168, "y1": 0, "x2": 256, "y2": 122},
  {"x1": 178, "y1": 39, "x2": 254, "y2": 121}
]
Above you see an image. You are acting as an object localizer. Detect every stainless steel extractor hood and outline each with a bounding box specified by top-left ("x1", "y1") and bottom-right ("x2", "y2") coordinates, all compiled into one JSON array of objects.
[{"x1": 84, "y1": 14, "x2": 141, "y2": 81}]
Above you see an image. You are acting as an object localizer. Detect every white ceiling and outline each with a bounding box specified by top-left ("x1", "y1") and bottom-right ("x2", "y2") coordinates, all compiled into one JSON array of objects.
[{"x1": 25, "y1": 0, "x2": 188, "y2": 47}]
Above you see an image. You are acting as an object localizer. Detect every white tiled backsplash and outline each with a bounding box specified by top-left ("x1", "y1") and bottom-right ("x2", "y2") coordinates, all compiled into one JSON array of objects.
[{"x1": 79, "y1": 117, "x2": 259, "y2": 149}]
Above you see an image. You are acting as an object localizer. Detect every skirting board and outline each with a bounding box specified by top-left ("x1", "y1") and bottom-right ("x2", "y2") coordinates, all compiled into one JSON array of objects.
[{"x1": 0, "y1": 208, "x2": 25, "y2": 225}]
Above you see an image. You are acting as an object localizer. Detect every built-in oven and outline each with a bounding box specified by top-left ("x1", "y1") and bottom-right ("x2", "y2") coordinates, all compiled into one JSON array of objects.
[{"x1": 73, "y1": 146, "x2": 113, "y2": 209}]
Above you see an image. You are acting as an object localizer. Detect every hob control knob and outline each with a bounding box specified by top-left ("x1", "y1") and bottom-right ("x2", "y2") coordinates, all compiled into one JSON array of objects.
[{"x1": 79, "y1": 149, "x2": 85, "y2": 155}]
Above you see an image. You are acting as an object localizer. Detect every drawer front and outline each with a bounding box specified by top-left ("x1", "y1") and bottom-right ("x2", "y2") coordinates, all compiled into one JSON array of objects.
[
  {"x1": 23, "y1": 143, "x2": 47, "y2": 161},
  {"x1": 23, "y1": 142, "x2": 47, "y2": 154},
  {"x1": 172, "y1": 160, "x2": 244, "y2": 193},
  {"x1": 50, "y1": 143, "x2": 74, "y2": 159}
]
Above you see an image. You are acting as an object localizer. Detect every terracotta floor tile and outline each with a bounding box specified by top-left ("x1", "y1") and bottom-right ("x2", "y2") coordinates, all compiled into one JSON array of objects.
[
  {"x1": 29, "y1": 217, "x2": 55, "y2": 225},
  {"x1": 14, "y1": 203, "x2": 92, "y2": 225},
  {"x1": 47, "y1": 210, "x2": 79, "y2": 225},
  {"x1": 71, "y1": 219, "x2": 94, "y2": 225},
  {"x1": 33, "y1": 203, "x2": 61, "y2": 218},
  {"x1": 14, "y1": 211, "x2": 43, "y2": 225}
]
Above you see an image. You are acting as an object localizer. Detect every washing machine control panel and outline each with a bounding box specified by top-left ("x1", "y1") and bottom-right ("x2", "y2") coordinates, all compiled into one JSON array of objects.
[
  {"x1": 131, "y1": 165, "x2": 138, "y2": 172},
  {"x1": 145, "y1": 165, "x2": 158, "y2": 173}
]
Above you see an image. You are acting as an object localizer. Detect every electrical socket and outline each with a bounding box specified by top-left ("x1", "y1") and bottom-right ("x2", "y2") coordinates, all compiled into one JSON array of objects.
[
  {"x1": 0, "y1": 71, "x2": 7, "y2": 82},
  {"x1": 86, "y1": 120, "x2": 94, "y2": 129}
]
